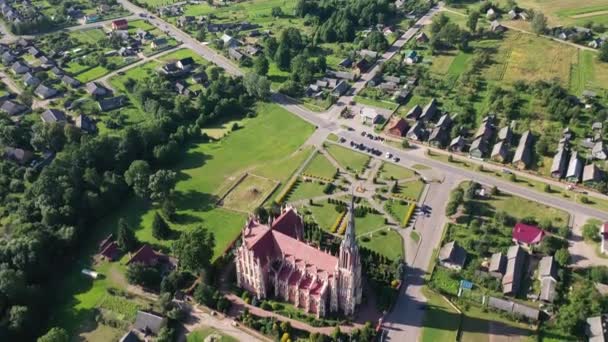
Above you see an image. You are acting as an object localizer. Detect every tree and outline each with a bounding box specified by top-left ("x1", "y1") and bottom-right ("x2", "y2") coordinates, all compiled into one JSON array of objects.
[
  {"x1": 531, "y1": 12, "x2": 548, "y2": 34},
  {"x1": 196, "y1": 28, "x2": 207, "y2": 42},
  {"x1": 126, "y1": 263, "x2": 161, "y2": 288},
  {"x1": 9, "y1": 305, "x2": 29, "y2": 331},
  {"x1": 467, "y1": 11, "x2": 479, "y2": 32},
  {"x1": 117, "y1": 218, "x2": 138, "y2": 251},
  {"x1": 162, "y1": 199, "x2": 177, "y2": 221},
  {"x1": 582, "y1": 222, "x2": 600, "y2": 242},
  {"x1": 600, "y1": 43, "x2": 608, "y2": 63},
  {"x1": 37, "y1": 327, "x2": 69, "y2": 342},
  {"x1": 152, "y1": 212, "x2": 171, "y2": 240},
  {"x1": 173, "y1": 226, "x2": 215, "y2": 274},
  {"x1": 555, "y1": 248, "x2": 570, "y2": 266},
  {"x1": 254, "y1": 55, "x2": 269, "y2": 75},
  {"x1": 243, "y1": 72, "x2": 271, "y2": 100},
  {"x1": 271, "y1": 6, "x2": 284, "y2": 17},
  {"x1": 148, "y1": 169, "x2": 177, "y2": 202},
  {"x1": 124, "y1": 160, "x2": 151, "y2": 199}
]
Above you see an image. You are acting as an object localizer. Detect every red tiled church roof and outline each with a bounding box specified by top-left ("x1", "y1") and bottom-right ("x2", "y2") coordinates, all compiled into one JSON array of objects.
[
  {"x1": 243, "y1": 209, "x2": 338, "y2": 274},
  {"x1": 512, "y1": 223, "x2": 545, "y2": 245}
]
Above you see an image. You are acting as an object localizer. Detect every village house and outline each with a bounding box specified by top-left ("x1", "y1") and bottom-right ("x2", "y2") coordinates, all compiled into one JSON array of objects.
[
  {"x1": 332, "y1": 80, "x2": 349, "y2": 97},
  {"x1": 360, "y1": 107, "x2": 381, "y2": 125},
  {"x1": 503, "y1": 245, "x2": 526, "y2": 295},
  {"x1": 221, "y1": 34, "x2": 239, "y2": 48},
  {"x1": 359, "y1": 49, "x2": 379, "y2": 59},
  {"x1": 98, "y1": 96, "x2": 127, "y2": 112},
  {"x1": 486, "y1": 8, "x2": 496, "y2": 18},
  {"x1": 566, "y1": 151, "x2": 583, "y2": 183},
  {"x1": 405, "y1": 104, "x2": 422, "y2": 120},
  {"x1": 327, "y1": 70, "x2": 356, "y2": 81},
  {"x1": 98, "y1": 234, "x2": 119, "y2": 261},
  {"x1": 353, "y1": 59, "x2": 371, "y2": 75},
  {"x1": 416, "y1": 32, "x2": 429, "y2": 43},
  {"x1": 583, "y1": 163, "x2": 604, "y2": 186},
  {"x1": 134, "y1": 311, "x2": 167, "y2": 336},
  {"x1": 438, "y1": 241, "x2": 467, "y2": 270},
  {"x1": 34, "y1": 84, "x2": 58, "y2": 99},
  {"x1": 41, "y1": 108, "x2": 66, "y2": 123},
  {"x1": 490, "y1": 20, "x2": 506, "y2": 32},
  {"x1": 62, "y1": 75, "x2": 81, "y2": 88},
  {"x1": 151, "y1": 37, "x2": 168, "y2": 50},
  {"x1": 601, "y1": 223, "x2": 608, "y2": 255},
  {"x1": 489, "y1": 252, "x2": 506, "y2": 279},
  {"x1": 586, "y1": 315, "x2": 608, "y2": 342},
  {"x1": 512, "y1": 223, "x2": 545, "y2": 248},
  {"x1": 491, "y1": 140, "x2": 509, "y2": 163},
  {"x1": 512, "y1": 130, "x2": 533, "y2": 170},
  {"x1": 11, "y1": 61, "x2": 29, "y2": 74},
  {"x1": 420, "y1": 98, "x2": 438, "y2": 122},
  {"x1": 406, "y1": 121, "x2": 426, "y2": 141},
  {"x1": 127, "y1": 244, "x2": 175, "y2": 271},
  {"x1": 474, "y1": 117, "x2": 494, "y2": 140},
  {"x1": 76, "y1": 114, "x2": 97, "y2": 133},
  {"x1": 228, "y1": 47, "x2": 244, "y2": 62},
  {"x1": 593, "y1": 142, "x2": 607, "y2": 160},
  {"x1": 23, "y1": 72, "x2": 40, "y2": 87},
  {"x1": 428, "y1": 126, "x2": 449, "y2": 148},
  {"x1": 111, "y1": 19, "x2": 128, "y2": 31},
  {"x1": 469, "y1": 137, "x2": 489, "y2": 159},
  {"x1": 404, "y1": 50, "x2": 419, "y2": 64},
  {"x1": 449, "y1": 135, "x2": 466, "y2": 152},
  {"x1": 0, "y1": 100, "x2": 27, "y2": 116},
  {"x1": 538, "y1": 256, "x2": 557, "y2": 303},
  {"x1": 497, "y1": 125, "x2": 512, "y2": 144},
  {"x1": 551, "y1": 147, "x2": 569, "y2": 178},
  {"x1": 4, "y1": 147, "x2": 33, "y2": 165},
  {"x1": 86, "y1": 82, "x2": 109, "y2": 98},
  {"x1": 387, "y1": 118, "x2": 408, "y2": 137},
  {"x1": 176, "y1": 57, "x2": 195, "y2": 71}
]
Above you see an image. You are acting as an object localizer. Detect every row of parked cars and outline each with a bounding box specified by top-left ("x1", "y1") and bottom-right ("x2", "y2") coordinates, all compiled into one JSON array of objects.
[{"x1": 341, "y1": 132, "x2": 401, "y2": 163}]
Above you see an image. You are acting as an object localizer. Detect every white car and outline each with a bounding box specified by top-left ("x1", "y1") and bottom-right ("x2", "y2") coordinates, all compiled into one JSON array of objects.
[{"x1": 385, "y1": 152, "x2": 392, "y2": 159}]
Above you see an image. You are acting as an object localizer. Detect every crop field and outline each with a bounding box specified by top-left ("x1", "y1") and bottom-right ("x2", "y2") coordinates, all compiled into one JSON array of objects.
[{"x1": 220, "y1": 173, "x2": 278, "y2": 212}]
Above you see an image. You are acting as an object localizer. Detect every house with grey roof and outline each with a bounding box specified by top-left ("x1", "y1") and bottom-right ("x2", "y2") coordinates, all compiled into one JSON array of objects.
[
  {"x1": 513, "y1": 130, "x2": 533, "y2": 170},
  {"x1": 76, "y1": 114, "x2": 97, "y2": 133},
  {"x1": 438, "y1": 241, "x2": 467, "y2": 270},
  {"x1": 474, "y1": 119, "x2": 494, "y2": 140},
  {"x1": 538, "y1": 256, "x2": 557, "y2": 303},
  {"x1": 489, "y1": 252, "x2": 506, "y2": 279},
  {"x1": 566, "y1": 151, "x2": 583, "y2": 183},
  {"x1": 583, "y1": 163, "x2": 604, "y2": 185},
  {"x1": 23, "y1": 72, "x2": 40, "y2": 87},
  {"x1": 2, "y1": 51, "x2": 15, "y2": 64},
  {"x1": 228, "y1": 47, "x2": 243, "y2": 62},
  {"x1": 98, "y1": 96, "x2": 127, "y2": 112},
  {"x1": 497, "y1": 126, "x2": 512, "y2": 144},
  {"x1": 593, "y1": 142, "x2": 607, "y2": 160},
  {"x1": 4, "y1": 147, "x2": 33, "y2": 165},
  {"x1": 41, "y1": 109, "x2": 66, "y2": 123},
  {"x1": 551, "y1": 147, "x2": 568, "y2": 179},
  {"x1": 332, "y1": 80, "x2": 349, "y2": 97},
  {"x1": 502, "y1": 245, "x2": 525, "y2": 295},
  {"x1": 436, "y1": 113, "x2": 452, "y2": 129},
  {"x1": 469, "y1": 136, "x2": 489, "y2": 159},
  {"x1": 406, "y1": 121, "x2": 426, "y2": 141},
  {"x1": 62, "y1": 75, "x2": 81, "y2": 88},
  {"x1": 449, "y1": 135, "x2": 465, "y2": 152},
  {"x1": 512, "y1": 302, "x2": 540, "y2": 321},
  {"x1": 0, "y1": 100, "x2": 27, "y2": 116},
  {"x1": 428, "y1": 126, "x2": 449, "y2": 147},
  {"x1": 134, "y1": 311, "x2": 167, "y2": 335},
  {"x1": 586, "y1": 315, "x2": 608, "y2": 342},
  {"x1": 490, "y1": 20, "x2": 506, "y2": 32},
  {"x1": 119, "y1": 330, "x2": 140, "y2": 342},
  {"x1": 86, "y1": 82, "x2": 109, "y2": 97},
  {"x1": 405, "y1": 105, "x2": 422, "y2": 120},
  {"x1": 34, "y1": 84, "x2": 58, "y2": 99},
  {"x1": 491, "y1": 140, "x2": 509, "y2": 163},
  {"x1": 420, "y1": 98, "x2": 438, "y2": 122},
  {"x1": 11, "y1": 61, "x2": 29, "y2": 74}
]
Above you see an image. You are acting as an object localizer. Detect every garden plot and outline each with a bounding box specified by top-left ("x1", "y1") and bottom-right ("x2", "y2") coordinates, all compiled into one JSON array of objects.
[{"x1": 219, "y1": 173, "x2": 278, "y2": 212}]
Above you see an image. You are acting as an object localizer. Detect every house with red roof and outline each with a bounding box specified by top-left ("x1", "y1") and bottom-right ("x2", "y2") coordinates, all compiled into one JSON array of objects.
[
  {"x1": 235, "y1": 204, "x2": 362, "y2": 318},
  {"x1": 387, "y1": 117, "x2": 409, "y2": 137},
  {"x1": 98, "y1": 234, "x2": 119, "y2": 261},
  {"x1": 601, "y1": 222, "x2": 608, "y2": 254},
  {"x1": 512, "y1": 223, "x2": 545, "y2": 248},
  {"x1": 111, "y1": 19, "x2": 128, "y2": 31},
  {"x1": 127, "y1": 245, "x2": 175, "y2": 272}
]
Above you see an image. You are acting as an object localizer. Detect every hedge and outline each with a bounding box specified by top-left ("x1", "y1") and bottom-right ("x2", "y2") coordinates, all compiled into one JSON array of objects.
[
  {"x1": 330, "y1": 211, "x2": 347, "y2": 233},
  {"x1": 402, "y1": 204, "x2": 416, "y2": 227},
  {"x1": 275, "y1": 177, "x2": 299, "y2": 204}
]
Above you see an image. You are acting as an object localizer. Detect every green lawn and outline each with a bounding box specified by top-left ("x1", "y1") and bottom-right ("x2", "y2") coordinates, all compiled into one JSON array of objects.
[
  {"x1": 385, "y1": 199, "x2": 412, "y2": 225},
  {"x1": 481, "y1": 192, "x2": 570, "y2": 226},
  {"x1": 127, "y1": 19, "x2": 156, "y2": 32},
  {"x1": 325, "y1": 143, "x2": 370, "y2": 174},
  {"x1": 353, "y1": 94, "x2": 400, "y2": 111},
  {"x1": 395, "y1": 179, "x2": 425, "y2": 201},
  {"x1": 303, "y1": 152, "x2": 337, "y2": 180},
  {"x1": 287, "y1": 179, "x2": 327, "y2": 202},
  {"x1": 355, "y1": 205, "x2": 389, "y2": 236},
  {"x1": 421, "y1": 287, "x2": 460, "y2": 342},
  {"x1": 187, "y1": 327, "x2": 238, "y2": 342},
  {"x1": 379, "y1": 162, "x2": 416, "y2": 181},
  {"x1": 358, "y1": 229, "x2": 403, "y2": 260},
  {"x1": 307, "y1": 201, "x2": 341, "y2": 232}
]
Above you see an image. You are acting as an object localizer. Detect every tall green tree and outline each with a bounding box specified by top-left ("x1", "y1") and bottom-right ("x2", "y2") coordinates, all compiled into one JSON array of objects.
[
  {"x1": 117, "y1": 218, "x2": 138, "y2": 251},
  {"x1": 531, "y1": 11, "x2": 548, "y2": 34},
  {"x1": 467, "y1": 11, "x2": 479, "y2": 32},
  {"x1": 253, "y1": 55, "x2": 269, "y2": 75},
  {"x1": 148, "y1": 170, "x2": 177, "y2": 202},
  {"x1": 152, "y1": 212, "x2": 171, "y2": 240},
  {"x1": 124, "y1": 160, "x2": 151, "y2": 199},
  {"x1": 599, "y1": 43, "x2": 608, "y2": 63},
  {"x1": 37, "y1": 328, "x2": 69, "y2": 342},
  {"x1": 173, "y1": 226, "x2": 215, "y2": 274}
]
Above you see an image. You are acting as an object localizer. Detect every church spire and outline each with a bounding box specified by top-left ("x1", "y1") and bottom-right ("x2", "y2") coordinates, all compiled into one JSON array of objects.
[{"x1": 342, "y1": 196, "x2": 356, "y2": 249}]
